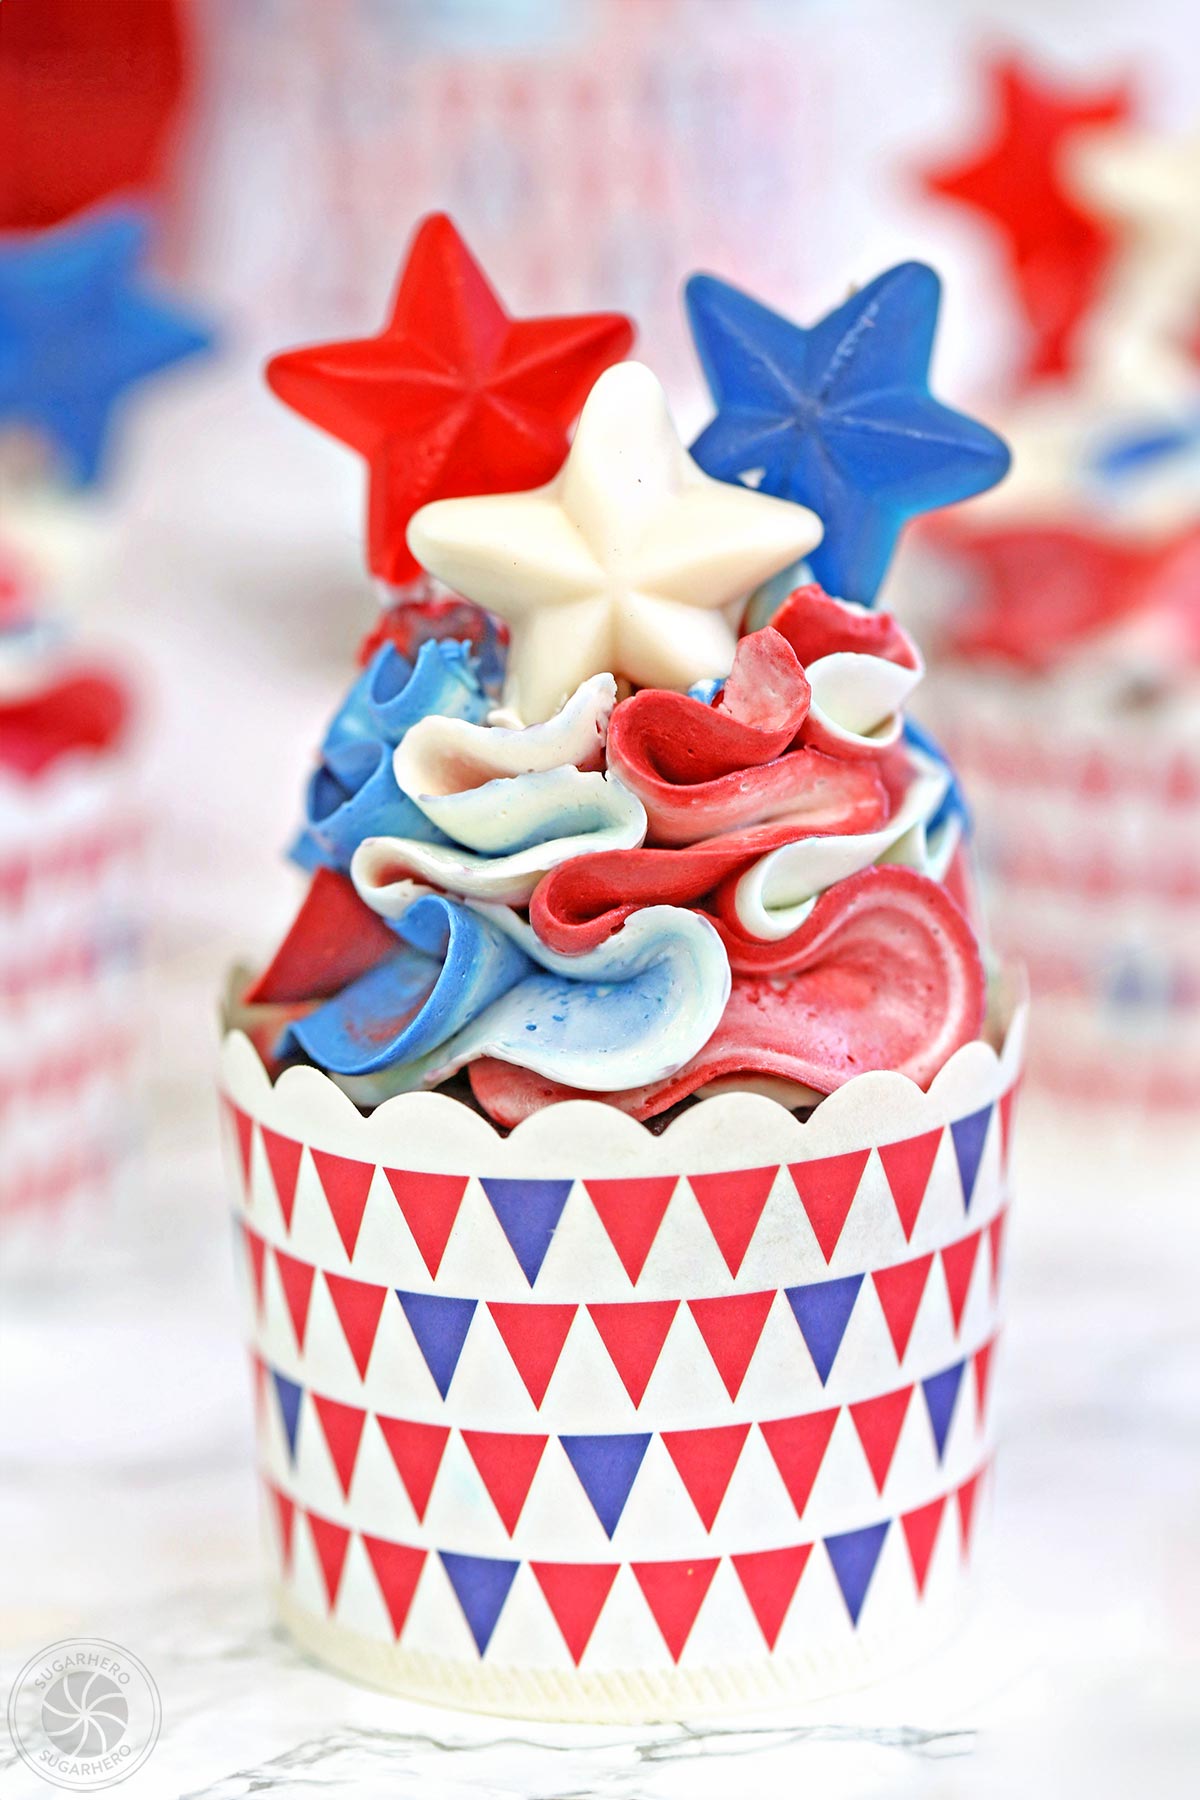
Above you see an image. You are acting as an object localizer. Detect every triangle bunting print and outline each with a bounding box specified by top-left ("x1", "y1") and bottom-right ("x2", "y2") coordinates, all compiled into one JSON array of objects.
[
  {"x1": 266, "y1": 1481, "x2": 295, "y2": 1571},
  {"x1": 461, "y1": 1430, "x2": 550, "y2": 1535},
  {"x1": 560, "y1": 1433, "x2": 652, "y2": 1538},
  {"x1": 688, "y1": 1291, "x2": 775, "y2": 1401},
  {"x1": 306, "y1": 1509, "x2": 352, "y2": 1611},
  {"x1": 759, "y1": 1407, "x2": 840, "y2": 1518},
  {"x1": 223, "y1": 1097, "x2": 254, "y2": 1194},
  {"x1": 581, "y1": 1177, "x2": 675, "y2": 1284},
  {"x1": 957, "y1": 1469, "x2": 983, "y2": 1557},
  {"x1": 397, "y1": 1290, "x2": 478, "y2": 1399},
  {"x1": 901, "y1": 1495, "x2": 947, "y2": 1595},
  {"x1": 312, "y1": 1394, "x2": 368, "y2": 1499},
  {"x1": 488, "y1": 1302, "x2": 576, "y2": 1408},
  {"x1": 310, "y1": 1149, "x2": 376, "y2": 1259},
  {"x1": 661, "y1": 1423, "x2": 751, "y2": 1531},
  {"x1": 687, "y1": 1166, "x2": 777, "y2": 1276},
  {"x1": 973, "y1": 1336, "x2": 997, "y2": 1424},
  {"x1": 921, "y1": 1360, "x2": 965, "y2": 1461},
  {"x1": 871, "y1": 1254, "x2": 934, "y2": 1360},
  {"x1": 950, "y1": 1106, "x2": 992, "y2": 1211},
  {"x1": 940, "y1": 1228, "x2": 983, "y2": 1332},
  {"x1": 439, "y1": 1550, "x2": 519, "y2": 1656},
  {"x1": 271, "y1": 1370, "x2": 304, "y2": 1463},
  {"x1": 587, "y1": 1301, "x2": 679, "y2": 1407},
  {"x1": 274, "y1": 1248, "x2": 316, "y2": 1351},
  {"x1": 825, "y1": 1520, "x2": 889, "y2": 1626},
  {"x1": 325, "y1": 1272, "x2": 388, "y2": 1381},
  {"x1": 878, "y1": 1129, "x2": 942, "y2": 1240},
  {"x1": 998, "y1": 1084, "x2": 1018, "y2": 1170},
  {"x1": 376, "y1": 1415, "x2": 450, "y2": 1521},
  {"x1": 480, "y1": 1178, "x2": 574, "y2": 1286},
  {"x1": 383, "y1": 1168, "x2": 468, "y2": 1278},
  {"x1": 788, "y1": 1150, "x2": 870, "y2": 1262},
  {"x1": 532, "y1": 1561, "x2": 620, "y2": 1666},
  {"x1": 362, "y1": 1534, "x2": 426, "y2": 1639},
  {"x1": 785, "y1": 1274, "x2": 864, "y2": 1384},
  {"x1": 631, "y1": 1558, "x2": 720, "y2": 1662},
  {"x1": 987, "y1": 1209, "x2": 1007, "y2": 1300},
  {"x1": 260, "y1": 1127, "x2": 303, "y2": 1231},
  {"x1": 732, "y1": 1544, "x2": 812, "y2": 1651},
  {"x1": 241, "y1": 1223, "x2": 267, "y2": 1315},
  {"x1": 849, "y1": 1386, "x2": 913, "y2": 1493}
]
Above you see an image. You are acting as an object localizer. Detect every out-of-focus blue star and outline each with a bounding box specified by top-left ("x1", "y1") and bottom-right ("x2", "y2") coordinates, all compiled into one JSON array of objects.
[
  {"x1": 0, "y1": 206, "x2": 212, "y2": 487},
  {"x1": 685, "y1": 262, "x2": 1011, "y2": 606}
]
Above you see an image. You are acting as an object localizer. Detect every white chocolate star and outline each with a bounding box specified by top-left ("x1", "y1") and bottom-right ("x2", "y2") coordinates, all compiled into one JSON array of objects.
[{"x1": 406, "y1": 361, "x2": 823, "y2": 722}]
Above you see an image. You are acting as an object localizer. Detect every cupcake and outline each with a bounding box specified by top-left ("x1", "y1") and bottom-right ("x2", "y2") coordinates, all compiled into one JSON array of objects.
[
  {"x1": 221, "y1": 216, "x2": 1021, "y2": 1718},
  {"x1": 0, "y1": 547, "x2": 141, "y2": 1257},
  {"x1": 912, "y1": 59, "x2": 1200, "y2": 1110}
]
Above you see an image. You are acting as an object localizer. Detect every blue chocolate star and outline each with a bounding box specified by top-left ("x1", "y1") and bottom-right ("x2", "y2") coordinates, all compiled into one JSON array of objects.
[
  {"x1": 0, "y1": 207, "x2": 211, "y2": 486},
  {"x1": 685, "y1": 262, "x2": 1011, "y2": 605}
]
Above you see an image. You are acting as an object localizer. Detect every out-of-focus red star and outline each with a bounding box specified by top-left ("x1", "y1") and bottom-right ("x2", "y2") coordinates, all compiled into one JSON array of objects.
[
  {"x1": 922, "y1": 58, "x2": 1134, "y2": 382},
  {"x1": 266, "y1": 213, "x2": 635, "y2": 586}
]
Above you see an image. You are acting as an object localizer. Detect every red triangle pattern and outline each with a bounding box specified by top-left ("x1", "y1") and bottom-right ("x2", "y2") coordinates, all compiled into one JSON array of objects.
[
  {"x1": 660, "y1": 1423, "x2": 751, "y2": 1531},
  {"x1": 306, "y1": 1508, "x2": 352, "y2": 1609},
  {"x1": 973, "y1": 1336, "x2": 997, "y2": 1424},
  {"x1": 261, "y1": 1127, "x2": 303, "y2": 1231},
  {"x1": 273, "y1": 1247, "x2": 316, "y2": 1351},
  {"x1": 376, "y1": 1416, "x2": 450, "y2": 1522},
  {"x1": 324, "y1": 1271, "x2": 389, "y2": 1380},
  {"x1": 489, "y1": 1302, "x2": 577, "y2": 1408},
  {"x1": 878, "y1": 1130, "x2": 942, "y2": 1240},
  {"x1": 631, "y1": 1558, "x2": 720, "y2": 1661},
  {"x1": 582, "y1": 1177, "x2": 676, "y2": 1284},
  {"x1": 383, "y1": 1168, "x2": 469, "y2": 1277},
  {"x1": 731, "y1": 1544, "x2": 813, "y2": 1650},
  {"x1": 687, "y1": 1166, "x2": 777, "y2": 1276},
  {"x1": 224, "y1": 1097, "x2": 254, "y2": 1193},
  {"x1": 998, "y1": 1084, "x2": 1019, "y2": 1170},
  {"x1": 532, "y1": 1562, "x2": 620, "y2": 1665},
  {"x1": 788, "y1": 1150, "x2": 871, "y2": 1262},
  {"x1": 987, "y1": 1209, "x2": 1008, "y2": 1301},
  {"x1": 461, "y1": 1430, "x2": 550, "y2": 1534},
  {"x1": 849, "y1": 1385, "x2": 914, "y2": 1493},
  {"x1": 956, "y1": 1469, "x2": 984, "y2": 1557},
  {"x1": 901, "y1": 1495, "x2": 947, "y2": 1595},
  {"x1": 871, "y1": 1253, "x2": 934, "y2": 1359},
  {"x1": 688, "y1": 1291, "x2": 775, "y2": 1401},
  {"x1": 267, "y1": 1481, "x2": 295, "y2": 1571},
  {"x1": 940, "y1": 1230, "x2": 983, "y2": 1332},
  {"x1": 362, "y1": 1534, "x2": 427, "y2": 1639},
  {"x1": 312, "y1": 1394, "x2": 368, "y2": 1499},
  {"x1": 310, "y1": 1149, "x2": 376, "y2": 1260},
  {"x1": 587, "y1": 1300, "x2": 680, "y2": 1407},
  {"x1": 249, "y1": 1350, "x2": 267, "y2": 1422},
  {"x1": 760, "y1": 1407, "x2": 840, "y2": 1517},
  {"x1": 242, "y1": 1223, "x2": 267, "y2": 1315}
]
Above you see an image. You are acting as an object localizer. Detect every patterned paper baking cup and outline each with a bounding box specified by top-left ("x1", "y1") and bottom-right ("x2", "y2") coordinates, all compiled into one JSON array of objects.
[
  {"x1": 0, "y1": 756, "x2": 143, "y2": 1258},
  {"x1": 219, "y1": 995, "x2": 1023, "y2": 1722},
  {"x1": 922, "y1": 668, "x2": 1200, "y2": 1110}
]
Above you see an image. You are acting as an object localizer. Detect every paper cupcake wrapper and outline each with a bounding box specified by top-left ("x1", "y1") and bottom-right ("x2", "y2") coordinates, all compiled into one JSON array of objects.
[
  {"x1": 220, "y1": 997, "x2": 1023, "y2": 1720},
  {"x1": 922, "y1": 669, "x2": 1200, "y2": 1108},
  {"x1": 0, "y1": 754, "x2": 143, "y2": 1249}
]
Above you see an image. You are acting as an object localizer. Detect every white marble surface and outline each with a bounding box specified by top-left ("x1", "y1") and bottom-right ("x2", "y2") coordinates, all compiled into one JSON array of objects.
[{"x1": 3, "y1": 382, "x2": 1200, "y2": 1797}]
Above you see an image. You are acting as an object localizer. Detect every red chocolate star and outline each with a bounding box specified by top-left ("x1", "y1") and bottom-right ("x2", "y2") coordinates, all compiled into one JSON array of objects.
[
  {"x1": 922, "y1": 58, "x2": 1133, "y2": 381},
  {"x1": 266, "y1": 214, "x2": 634, "y2": 586}
]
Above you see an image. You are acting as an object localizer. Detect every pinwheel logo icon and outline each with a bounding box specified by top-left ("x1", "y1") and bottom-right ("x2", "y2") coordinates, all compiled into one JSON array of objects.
[{"x1": 7, "y1": 1639, "x2": 161, "y2": 1790}]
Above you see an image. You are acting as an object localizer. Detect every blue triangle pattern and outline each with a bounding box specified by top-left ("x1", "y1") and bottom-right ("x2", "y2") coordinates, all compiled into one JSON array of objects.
[
  {"x1": 785, "y1": 1273, "x2": 864, "y2": 1384},
  {"x1": 271, "y1": 1370, "x2": 304, "y2": 1463},
  {"x1": 825, "y1": 1520, "x2": 890, "y2": 1626},
  {"x1": 921, "y1": 1359, "x2": 966, "y2": 1461},
  {"x1": 396, "y1": 1291, "x2": 478, "y2": 1399},
  {"x1": 480, "y1": 1179, "x2": 574, "y2": 1285},
  {"x1": 950, "y1": 1106, "x2": 992, "y2": 1211},
  {"x1": 560, "y1": 1432, "x2": 652, "y2": 1538},
  {"x1": 439, "y1": 1550, "x2": 520, "y2": 1656}
]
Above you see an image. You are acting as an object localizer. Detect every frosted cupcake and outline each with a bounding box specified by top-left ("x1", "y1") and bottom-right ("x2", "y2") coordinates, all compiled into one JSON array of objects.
[{"x1": 221, "y1": 218, "x2": 1021, "y2": 1718}]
